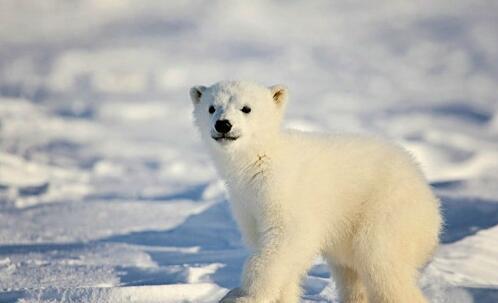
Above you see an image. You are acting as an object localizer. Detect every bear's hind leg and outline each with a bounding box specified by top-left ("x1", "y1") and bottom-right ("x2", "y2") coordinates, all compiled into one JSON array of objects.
[
  {"x1": 354, "y1": 233, "x2": 428, "y2": 303},
  {"x1": 328, "y1": 262, "x2": 368, "y2": 303},
  {"x1": 361, "y1": 264, "x2": 427, "y2": 303},
  {"x1": 276, "y1": 277, "x2": 301, "y2": 303}
]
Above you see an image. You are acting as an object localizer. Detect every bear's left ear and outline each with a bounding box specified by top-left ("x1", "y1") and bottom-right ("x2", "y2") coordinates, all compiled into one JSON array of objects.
[
  {"x1": 269, "y1": 85, "x2": 288, "y2": 106},
  {"x1": 189, "y1": 85, "x2": 207, "y2": 104}
]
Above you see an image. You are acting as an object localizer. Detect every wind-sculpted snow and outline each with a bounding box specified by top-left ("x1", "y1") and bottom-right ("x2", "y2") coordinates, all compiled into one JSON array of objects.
[{"x1": 1, "y1": 1, "x2": 498, "y2": 302}]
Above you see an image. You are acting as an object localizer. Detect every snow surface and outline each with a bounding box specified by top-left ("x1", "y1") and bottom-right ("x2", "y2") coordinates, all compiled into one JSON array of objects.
[{"x1": 1, "y1": 1, "x2": 498, "y2": 302}]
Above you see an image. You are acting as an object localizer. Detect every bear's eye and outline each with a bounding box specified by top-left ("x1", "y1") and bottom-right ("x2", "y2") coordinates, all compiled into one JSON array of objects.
[
  {"x1": 208, "y1": 106, "x2": 215, "y2": 114},
  {"x1": 241, "y1": 106, "x2": 251, "y2": 114}
]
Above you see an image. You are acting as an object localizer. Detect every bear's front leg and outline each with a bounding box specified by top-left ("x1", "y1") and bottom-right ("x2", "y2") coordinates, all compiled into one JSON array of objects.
[{"x1": 229, "y1": 225, "x2": 318, "y2": 303}]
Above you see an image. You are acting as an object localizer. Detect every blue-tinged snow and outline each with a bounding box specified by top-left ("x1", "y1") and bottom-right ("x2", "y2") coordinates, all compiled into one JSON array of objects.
[{"x1": 0, "y1": 1, "x2": 497, "y2": 302}]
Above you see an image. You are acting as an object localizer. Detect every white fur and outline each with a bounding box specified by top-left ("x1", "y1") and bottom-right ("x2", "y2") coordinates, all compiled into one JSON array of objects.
[{"x1": 190, "y1": 81, "x2": 442, "y2": 303}]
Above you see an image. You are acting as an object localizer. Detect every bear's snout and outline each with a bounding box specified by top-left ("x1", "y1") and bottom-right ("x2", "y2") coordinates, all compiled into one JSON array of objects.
[{"x1": 215, "y1": 120, "x2": 232, "y2": 134}]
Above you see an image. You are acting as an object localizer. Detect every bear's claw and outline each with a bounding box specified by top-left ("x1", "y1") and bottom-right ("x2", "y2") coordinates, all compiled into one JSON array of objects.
[{"x1": 219, "y1": 288, "x2": 253, "y2": 303}]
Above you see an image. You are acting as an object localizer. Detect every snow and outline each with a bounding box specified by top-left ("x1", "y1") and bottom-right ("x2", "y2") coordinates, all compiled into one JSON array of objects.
[{"x1": 1, "y1": 0, "x2": 498, "y2": 302}]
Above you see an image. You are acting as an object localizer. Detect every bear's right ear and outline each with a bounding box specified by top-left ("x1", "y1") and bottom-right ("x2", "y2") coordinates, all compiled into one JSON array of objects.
[{"x1": 189, "y1": 86, "x2": 207, "y2": 104}]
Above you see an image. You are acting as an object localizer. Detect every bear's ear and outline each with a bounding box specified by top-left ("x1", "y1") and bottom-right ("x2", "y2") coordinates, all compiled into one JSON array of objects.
[
  {"x1": 269, "y1": 85, "x2": 288, "y2": 106},
  {"x1": 189, "y1": 85, "x2": 207, "y2": 104}
]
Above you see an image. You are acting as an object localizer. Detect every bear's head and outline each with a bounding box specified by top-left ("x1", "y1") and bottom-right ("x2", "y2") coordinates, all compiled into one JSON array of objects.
[{"x1": 190, "y1": 81, "x2": 287, "y2": 152}]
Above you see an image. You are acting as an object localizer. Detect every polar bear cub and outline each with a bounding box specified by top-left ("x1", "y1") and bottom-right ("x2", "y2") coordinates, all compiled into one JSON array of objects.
[{"x1": 190, "y1": 81, "x2": 442, "y2": 303}]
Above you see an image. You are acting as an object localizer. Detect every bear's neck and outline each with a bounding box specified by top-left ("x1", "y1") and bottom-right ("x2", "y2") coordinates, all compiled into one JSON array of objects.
[{"x1": 209, "y1": 136, "x2": 280, "y2": 184}]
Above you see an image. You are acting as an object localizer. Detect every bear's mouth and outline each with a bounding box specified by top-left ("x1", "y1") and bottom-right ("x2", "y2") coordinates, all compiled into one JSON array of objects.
[{"x1": 212, "y1": 135, "x2": 239, "y2": 142}]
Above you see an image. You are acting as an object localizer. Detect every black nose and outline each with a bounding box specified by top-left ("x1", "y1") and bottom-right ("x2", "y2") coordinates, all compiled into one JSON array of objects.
[{"x1": 215, "y1": 120, "x2": 232, "y2": 134}]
